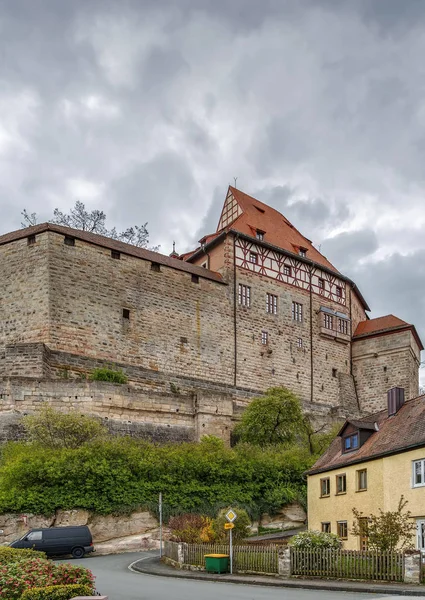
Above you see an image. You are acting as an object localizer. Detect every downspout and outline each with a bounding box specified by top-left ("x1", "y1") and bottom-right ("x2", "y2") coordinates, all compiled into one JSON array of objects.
[
  {"x1": 309, "y1": 264, "x2": 314, "y2": 404},
  {"x1": 233, "y1": 234, "x2": 238, "y2": 388}
]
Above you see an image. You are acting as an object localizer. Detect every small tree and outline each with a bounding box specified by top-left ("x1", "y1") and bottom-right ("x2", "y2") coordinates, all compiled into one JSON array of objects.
[
  {"x1": 352, "y1": 496, "x2": 415, "y2": 552},
  {"x1": 23, "y1": 406, "x2": 107, "y2": 449},
  {"x1": 233, "y1": 387, "x2": 304, "y2": 447}
]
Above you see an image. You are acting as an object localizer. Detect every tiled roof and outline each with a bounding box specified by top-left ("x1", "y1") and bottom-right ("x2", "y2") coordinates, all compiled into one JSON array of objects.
[
  {"x1": 225, "y1": 186, "x2": 339, "y2": 274},
  {"x1": 0, "y1": 223, "x2": 225, "y2": 285},
  {"x1": 354, "y1": 315, "x2": 408, "y2": 337},
  {"x1": 307, "y1": 395, "x2": 425, "y2": 475},
  {"x1": 353, "y1": 315, "x2": 423, "y2": 350}
]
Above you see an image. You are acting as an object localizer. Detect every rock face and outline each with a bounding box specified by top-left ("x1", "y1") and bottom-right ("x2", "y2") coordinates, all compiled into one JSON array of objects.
[
  {"x1": 260, "y1": 502, "x2": 307, "y2": 530},
  {"x1": 0, "y1": 502, "x2": 306, "y2": 554},
  {"x1": 0, "y1": 509, "x2": 161, "y2": 553}
]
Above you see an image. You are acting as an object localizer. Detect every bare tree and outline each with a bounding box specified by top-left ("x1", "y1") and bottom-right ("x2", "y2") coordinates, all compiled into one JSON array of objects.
[{"x1": 21, "y1": 200, "x2": 157, "y2": 249}]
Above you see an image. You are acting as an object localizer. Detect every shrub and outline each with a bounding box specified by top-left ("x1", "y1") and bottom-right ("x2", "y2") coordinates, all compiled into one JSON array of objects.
[
  {"x1": 0, "y1": 547, "x2": 46, "y2": 563},
  {"x1": 169, "y1": 513, "x2": 217, "y2": 543},
  {"x1": 289, "y1": 530, "x2": 341, "y2": 549},
  {"x1": 213, "y1": 507, "x2": 251, "y2": 542},
  {"x1": 90, "y1": 367, "x2": 128, "y2": 384},
  {"x1": 20, "y1": 584, "x2": 93, "y2": 600},
  {"x1": 0, "y1": 557, "x2": 94, "y2": 600}
]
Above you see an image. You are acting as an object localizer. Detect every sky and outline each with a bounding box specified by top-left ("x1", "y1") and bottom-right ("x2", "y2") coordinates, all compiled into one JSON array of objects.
[{"x1": 1, "y1": 0, "x2": 425, "y2": 380}]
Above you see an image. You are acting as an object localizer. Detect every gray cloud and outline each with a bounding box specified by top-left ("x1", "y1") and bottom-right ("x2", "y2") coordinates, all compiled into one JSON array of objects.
[{"x1": 1, "y1": 0, "x2": 425, "y2": 371}]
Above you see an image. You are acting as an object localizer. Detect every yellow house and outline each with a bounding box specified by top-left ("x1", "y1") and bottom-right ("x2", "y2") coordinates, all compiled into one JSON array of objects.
[{"x1": 307, "y1": 387, "x2": 425, "y2": 551}]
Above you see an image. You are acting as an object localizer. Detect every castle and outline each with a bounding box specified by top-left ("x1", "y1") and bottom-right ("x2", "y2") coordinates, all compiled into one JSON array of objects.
[{"x1": 0, "y1": 186, "x2": 421, "y2": 443}]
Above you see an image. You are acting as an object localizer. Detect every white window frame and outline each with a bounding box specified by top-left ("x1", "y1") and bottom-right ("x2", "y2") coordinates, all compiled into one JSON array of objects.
[
  {"x1": 249, "y1": 252, "x2": 258, "y2": 264},
  {"x1": 261, "y1": 330, "x2": 269, "y2": 345},
  {"x1": 266, "y1": 293, "x2": 278, "y2": 315},
  {"x1": 412, "y1": 459, "x2": 425, "y2": 488},
  {"x1": 292, "y1": 301, "x2": 303, "y2": 322},
  {"x1": 238, "y1": 284, "x2": 251, "y2": 308}
]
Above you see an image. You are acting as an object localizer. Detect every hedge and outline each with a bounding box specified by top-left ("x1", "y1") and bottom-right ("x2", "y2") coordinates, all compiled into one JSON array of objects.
[
  {"x1": 20, "y1": 584, "x2": 93, "y2": 600},
  {"x1": 0, "y1": 547, "x2": 46, "y2": 563},
  {"x1": 0, "y1": 436, "x2": 312, "y2": 518}
]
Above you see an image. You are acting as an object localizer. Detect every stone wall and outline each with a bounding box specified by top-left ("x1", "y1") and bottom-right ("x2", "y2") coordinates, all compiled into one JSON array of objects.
[{"x1": 352, "y1": 329, "x2": 421, "y2": 413}]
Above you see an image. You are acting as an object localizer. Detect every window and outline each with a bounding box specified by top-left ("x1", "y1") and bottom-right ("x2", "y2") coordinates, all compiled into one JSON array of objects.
[
  {"x1": 256, "y1": 230, "x2": 265, "y2": 241},
  {"x1": 122, "y1": 309, "x2": 130, "y2": 319},
  {"x1": 413, "y1": 459, "x2": 425, "y2": 487},
  {"x1": 321, "y1": 522, "x2": 331, "y2": 533},
  {"x1": 297, "y1": 337, "x2": 303, "y2": 349},
  {"x1": 261, "y1": 331, "x2": 269, "y2": 345},
  {"x1": 151, "y1": 262, "x2": 161, "y2": 272},
  {"x1": 323, "y1": 314, "x2": 333, "y2": 329},
  {"x1": 318, "y1": 278, "x2": 325, "y2": 294},
  {"x1": 336, "y1": 474, "x2": 347, "y2": 494},
  {"x1": 357, "y1": 469, "x2": 367, "y2": 491},
  {"x1": 64, "y1": 236, "x2": 75, "y2": 246},
  {"x1": 266, "y1": 294, "x2": 278, "y2": 314},
  {"x1": 292, "y1": 302, "x2": 303, "y2": 322},
  {"x1": 27, "y1": 235, "x2": 36, "y2": 245},
  {"x1": 238, "y1": 284, "x2": 251, "y2": 307},
  {"x1": 201, "y1": 261, "x2": 208, "y2": 269},
  {"x1": 111, "y1": 250, "x2": 120, "y2": 259},
  {"x1": 338, "y1": 318, "x2": 348, "y2": 335},
  {"x1": 283, "y1": 264, "x2": 292, "y2": 276},
  {"x1": 332, "y1": 368, "x2": 338, "y2": 378},
  {"x1": 343, "y1": 432, "x2": 359, "y2": 452},
  {"x1": 320, "y1": 477, "x2": 330, "y2": 497},
  {"x1": 249, "y1": 252, "x2": 258, "y2": 264},
  {"x1": 299, "y1": 247, "x2": 307, "y2": 257},
  {"x1": 337, "y1": 521, "x2": 348, "y2": 539},
  {"x1": 335, "y1": 286, "x2": 343, "y2": 299},
  {"x1": 191, "y1": 274, "x2": 199, "y2": 284},
  {"x1": 26, "y1": 531, "x2": 42, "y2": 541}
]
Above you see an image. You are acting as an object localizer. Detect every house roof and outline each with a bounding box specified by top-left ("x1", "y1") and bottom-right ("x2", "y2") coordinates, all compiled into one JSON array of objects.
[
  {"x1": 353, "y1": 315, "x2": 423, "y2": 350},
  {"x1": 307, "y1": 395, "x2": 425, "y2": 475},
  {"x1": 0, "y1": 223, "x2": 226, "y2": 285},
  {"x1": 224, "y1": 187, "x2": 339, "y2": 274}
]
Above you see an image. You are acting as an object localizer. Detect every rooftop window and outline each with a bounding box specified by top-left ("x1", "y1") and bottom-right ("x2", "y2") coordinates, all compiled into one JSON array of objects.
[{"x1": 343, "y1": 432, "x2": 359, "y2": 453}]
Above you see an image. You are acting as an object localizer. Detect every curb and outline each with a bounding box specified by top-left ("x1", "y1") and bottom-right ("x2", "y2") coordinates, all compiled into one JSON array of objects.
[{"x1": 129, "y1": 556, "x2": 425, "y2": 596}]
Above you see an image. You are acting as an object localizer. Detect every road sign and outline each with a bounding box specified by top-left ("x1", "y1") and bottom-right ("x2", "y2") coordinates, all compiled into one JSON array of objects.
[
  {"x1": 224, "y1": 522, "x2": 235, "y2": 530},
  {"x1": 225, "y1": 509, "x2": 237, "y2": 522}
]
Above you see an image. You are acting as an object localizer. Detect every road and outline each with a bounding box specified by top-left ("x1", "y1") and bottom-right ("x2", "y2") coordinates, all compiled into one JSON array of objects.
[{"x1": 63, "y1": 552, "x2": 423, "y2": 600}]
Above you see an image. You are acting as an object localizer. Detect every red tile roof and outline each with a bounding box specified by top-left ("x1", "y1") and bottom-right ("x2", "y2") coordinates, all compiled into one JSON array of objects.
[
  {"x1": 0, "y1": 223, "x2": 225, "y2": 285},
  {"x1": 353, "y1": 315, "x2": 423, "y2": 350},
  {"x1": 224, "y1": 186, "x2": 339, "y2": 273},
  {"x1": 308, "y1": 395, "x2": 425, "y2": 475}
]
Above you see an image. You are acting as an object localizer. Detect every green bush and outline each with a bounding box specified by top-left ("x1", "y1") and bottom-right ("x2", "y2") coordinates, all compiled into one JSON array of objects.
[
  {"x1": 90, "y1": 367, "x2": 128, "y2": 384},
  {"x1": 289, "y1": 530, "x2": 341, "y2": 549},
  {"x1": 0, "y1": 546, "x2": 46, "y2": 563},
  {"x1": 20, "y1": 584, "x2": 93, "y2": 600},
  {"x1": 0, "y1": 436, "x2": 312, "y2": 517},
  {"x1": 213, "y1": 507, "x2": 251, "y2": 542},
  {"x1": 0, "y1": 558, "x2": 94, "y2": 600}
]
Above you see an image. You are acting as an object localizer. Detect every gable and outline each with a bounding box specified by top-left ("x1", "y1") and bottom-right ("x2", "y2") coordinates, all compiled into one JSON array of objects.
[{"x1": 217, "y1": 188, "x2": 243, "y2": 231}]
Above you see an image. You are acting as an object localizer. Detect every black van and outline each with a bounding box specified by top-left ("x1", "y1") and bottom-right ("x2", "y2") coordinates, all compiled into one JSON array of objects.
[{"x1": 9, "y1": 525, "x2": 94, "y2": 558}]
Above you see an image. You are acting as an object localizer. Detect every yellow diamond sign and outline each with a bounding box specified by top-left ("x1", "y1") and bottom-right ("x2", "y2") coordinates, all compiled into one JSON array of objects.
[{"x1": 225, "y1": 509, "x2": 237, "y2": 523}]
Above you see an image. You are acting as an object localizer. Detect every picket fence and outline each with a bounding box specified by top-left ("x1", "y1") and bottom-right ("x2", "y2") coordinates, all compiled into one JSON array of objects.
[
  {"x1": 164, "y1": 540, "x2": 279, "y2": 574},
  {"x1": 291, "y1": 548, "x2": 404, "y2": 582}
]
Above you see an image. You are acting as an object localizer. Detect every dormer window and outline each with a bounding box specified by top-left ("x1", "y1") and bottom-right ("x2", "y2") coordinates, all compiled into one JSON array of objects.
[
  {"x1": 299, "y1": 247, "x2": 307, "y2": 257},
  {"x1": 343, "y1": 432, "x2": 359, "y2": 453},
  {"x1": 256, "y1": 230, "x2": 265, "y2": 241}
]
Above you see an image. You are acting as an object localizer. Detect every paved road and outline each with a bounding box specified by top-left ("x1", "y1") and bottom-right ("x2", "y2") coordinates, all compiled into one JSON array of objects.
[{"x1": 62, "y1": 552, "x2": 423, "y2": 600}]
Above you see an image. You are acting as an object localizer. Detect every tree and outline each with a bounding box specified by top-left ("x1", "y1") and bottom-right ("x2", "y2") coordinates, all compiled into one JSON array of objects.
[
  {"x1": 300, "y1": 418, "x2": 342, "y2": 456},
  {"x1": 22, "y1": 406, "x2": 107, "y2": 449},
  {"x1": 352, "y1": 496, "x2": 416, "y2": 552},
  {"x1": 233, "y1": 387, "x2": 304, "y2": 447},
  {"x1": 21, "y1": 201, "x2": 157, "y2": 249}
]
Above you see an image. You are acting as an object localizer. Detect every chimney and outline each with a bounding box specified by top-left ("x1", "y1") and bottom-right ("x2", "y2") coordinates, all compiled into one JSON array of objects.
[{"x1": 387, "y1": 387, "x2": 405, "y2": 416}]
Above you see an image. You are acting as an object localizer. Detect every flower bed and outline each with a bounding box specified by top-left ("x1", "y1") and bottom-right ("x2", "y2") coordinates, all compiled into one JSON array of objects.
[{"x1": 0, "y1": 554, "x2": 95, "y2": 600}]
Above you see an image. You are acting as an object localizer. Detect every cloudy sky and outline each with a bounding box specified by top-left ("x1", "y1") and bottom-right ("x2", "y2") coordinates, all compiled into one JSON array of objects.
[{"x1": 1, "y1": 0, "x2": 425, "y2": 378}]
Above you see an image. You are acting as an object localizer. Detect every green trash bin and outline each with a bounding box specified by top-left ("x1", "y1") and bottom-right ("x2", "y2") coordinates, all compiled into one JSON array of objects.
[{"x1": 204, "y1": 553, "x2": 229, "y2": 574}]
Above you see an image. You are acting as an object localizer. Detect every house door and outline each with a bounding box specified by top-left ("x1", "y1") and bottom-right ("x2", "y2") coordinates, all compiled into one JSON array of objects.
[
  {"x1": 416, "y1": 519, "x2": 425, "y2": 553},
  {"x1": 359, "y1": 517, "x2": 368, "y2": 551}
]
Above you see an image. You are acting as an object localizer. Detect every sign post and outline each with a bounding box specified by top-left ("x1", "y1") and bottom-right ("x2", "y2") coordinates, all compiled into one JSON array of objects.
[
  {"x1": 159, "y1": 492, "x2": 163, "y2": 558},
  {"x1": 225, "y1": 509, "x2": 237, "y2": 574}
]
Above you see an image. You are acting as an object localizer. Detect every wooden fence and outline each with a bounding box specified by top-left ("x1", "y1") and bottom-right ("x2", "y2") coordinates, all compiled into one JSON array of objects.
[
  {"x1": 290, "y1": 548, "x2": 404, "y2": 582},
  {"x1": 164, "y1": 541, "x2": 279, "y2": 575}
]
